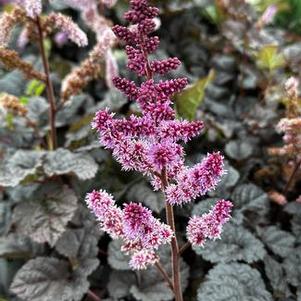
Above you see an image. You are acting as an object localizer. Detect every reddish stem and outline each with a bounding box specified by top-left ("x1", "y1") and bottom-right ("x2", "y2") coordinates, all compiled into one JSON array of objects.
[
  {"x1": 284, "y1": 158, "x2": 301, "y2": 196},
  {"x1": 179, "y1": 242, "x2": 191, "y2": 256},
  {"x1": 161, "y1": 170, "x2": 183, "y2": 301},
  {"x1": 155, "y1": 261, "x2": 174, "y2": 292},
  {"x1": 36, "y1": 16, "x2": 57, "y2": 150},
  {"x1": 87, "y1": 289, "x2": 101, "y2": 301}
]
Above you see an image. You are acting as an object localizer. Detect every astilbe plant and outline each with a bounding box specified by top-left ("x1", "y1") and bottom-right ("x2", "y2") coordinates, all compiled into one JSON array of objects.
[
  {"x1": 269, "y1": 77, "x2": 301, "y2": 196},
  {"x1": 61, "y1": 0, "x2": 119, "y2": 101},
  {"x1": 86, "y1": 1, "x2": 233, "y2": 300}
]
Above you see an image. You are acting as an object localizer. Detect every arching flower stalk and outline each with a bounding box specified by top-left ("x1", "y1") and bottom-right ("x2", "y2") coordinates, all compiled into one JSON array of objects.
[{"x1": 87, "y1": 1, "x2": 232, "y2": 300}]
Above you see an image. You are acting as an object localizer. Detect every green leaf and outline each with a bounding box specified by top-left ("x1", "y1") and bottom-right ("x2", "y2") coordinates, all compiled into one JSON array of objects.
[
  {"x1": 26, "y1": 80, "x2": 45, "y2": 97},
  {"x1": 19, "y1": 96, "x2": 29, "y2": 105},
  {"x1": 256, "y1": 45, "x2": 285, "y2": 71},
  {"x1": 5, "y1": 112, "x2": 13, "y2": 129},
  {"x1": 193, "y1": 223, "x2": 266, "y2": 263},
  {"x1": 12, "y1": 184, "x2": 78, "y2": 246},
  {"x1": 43, "y1": 148, "x2": 98, "y2": 180},
  {"x1": 261, "y1": 226, "x2": 295, "y2": 258},
  {"x1": 175, "y1": 70, "x2": 215, "y2": 120},
  {"x1": 197, "y1": 263, "x2": 273, "y2": 301},
  {"x1": 10, "y1": 257, "x2": 91, "y2": 301}
]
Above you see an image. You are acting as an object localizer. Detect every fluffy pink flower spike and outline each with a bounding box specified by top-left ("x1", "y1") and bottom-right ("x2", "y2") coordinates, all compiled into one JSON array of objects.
[
  {"x1": 187, "y1": 200, "x2": 233, "y2": 247},
  {"x1": 85, "y1": 191, "x2": 173, "y2": 269},
  {"x1": 87, "y1": 0, "x2": 230, "y2": 274}
]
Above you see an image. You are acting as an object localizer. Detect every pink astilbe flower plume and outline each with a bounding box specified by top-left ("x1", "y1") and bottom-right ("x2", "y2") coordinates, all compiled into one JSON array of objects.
[
  {"x1": 87, "y1": 0, "x2": 230, "y2": 274},
  {"x1": 187, "y1": 200, "x2": 233, "y2": 246},
  {"x1": 48, "y1": 13, "x2": 88, "y2": 47},
  {"x1": 86, "y1": 191, "x2": 173, "y2": 269},
  {"x1": 166, "y1": 152, "x2": 225, "y2": 205}
]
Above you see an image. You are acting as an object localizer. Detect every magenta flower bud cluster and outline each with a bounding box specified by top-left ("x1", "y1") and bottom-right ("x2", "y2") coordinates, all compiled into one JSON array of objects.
[
  {"x1": 187, "y1": 200, "x2": 233, "y2": 246},
  {"x1": 85, "y1": 190, "x2": 173, "y2": 269}
]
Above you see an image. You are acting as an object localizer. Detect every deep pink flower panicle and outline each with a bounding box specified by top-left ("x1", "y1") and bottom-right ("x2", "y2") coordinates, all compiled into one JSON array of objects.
[
  {"x1": 86, "y1": 190, "x2": 173, "y2": 269},
  {"x1": 186, "y1": 216, "x2": 207, "y2": 246},
  {"x1": 112, "y1": 25, "x2": 137, "y2": 44},
  {"x1": 138, "y1": 18, "x2": 156, "y2": 35},
  {"x1": 166, "y1": 152, "x2": 225, "y2": 205},
  {"x1": 144, "y1": 36, "x2": 160, "y2": 53},
  {"x1": 187, "y1": 199, "x2": 233, "y2": 247},
  {"x1": 159, "y1": 120, "x2": 204, "y2": 142},
  {"x1": 157, "y1": 78, "x2": 189, "y2": 96}
]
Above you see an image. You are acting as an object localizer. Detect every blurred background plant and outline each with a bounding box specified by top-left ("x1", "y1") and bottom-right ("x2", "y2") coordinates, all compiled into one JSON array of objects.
[{"x1": 0, "y1": 0, "x2": 300, "y2": 301}]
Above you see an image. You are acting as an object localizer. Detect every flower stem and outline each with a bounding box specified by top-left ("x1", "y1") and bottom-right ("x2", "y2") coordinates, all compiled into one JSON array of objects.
[
  {"x1": 179, "y1": 242, "x2": 190, "y2": 256},
  {"x1": 161, "y1": 171, "x2": 183, "y2": 301},
  {"x1": 155, "y1": 261, "x2": 174, "y2": 292},
  {"x1": 36, "y1": 16, "x2": 57, "y2": 150},
  {"x1": 87, "y1": 289, "x2": 101, "y2": 301},
  {"x1": 284, "y1": 158, "x2": 301, "y2": 195}
]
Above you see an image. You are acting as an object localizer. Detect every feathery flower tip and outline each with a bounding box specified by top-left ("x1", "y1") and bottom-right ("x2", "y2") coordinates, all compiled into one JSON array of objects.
[
  {"x1": 48, "y1": 13, "x2": 88, "y2": 47},
  {"x1": 129, "y1": 250, "x2": 158, "y2": 270},
  {"x1": 85, "y1": 190, "x2": 115, "y2": 219},
  {"x1": 92, "y1": 109, "x2": 114, "y2": 130},
  {"x1": 187, "y1": 199, "x2": 233, "y2": 246},
  {"x1": 166, "y1": 152, "x2": 224, "y2": 205}
]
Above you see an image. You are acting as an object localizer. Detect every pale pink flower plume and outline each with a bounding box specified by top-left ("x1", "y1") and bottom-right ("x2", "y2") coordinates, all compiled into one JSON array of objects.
[{"x1": 48, "y1": 13, "x2": 88, "y2": 47}]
